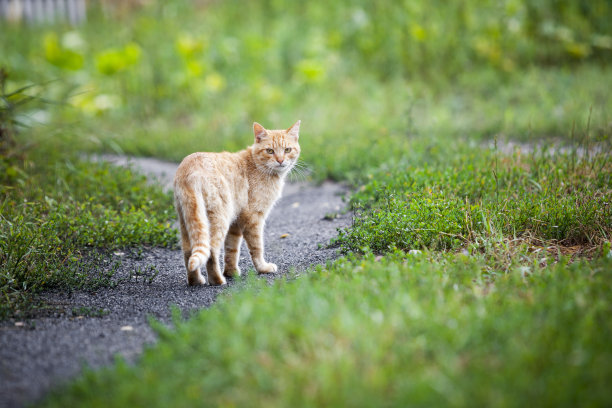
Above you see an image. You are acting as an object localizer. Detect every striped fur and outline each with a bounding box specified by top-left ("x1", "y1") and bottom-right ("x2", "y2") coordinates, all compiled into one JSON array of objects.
[{"x1": 173, "y1": 120, "x2": 301, "y2": 286}]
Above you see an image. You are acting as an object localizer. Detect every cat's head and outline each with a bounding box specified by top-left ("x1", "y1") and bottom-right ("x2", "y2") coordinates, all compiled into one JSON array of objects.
[{"x1": 251, "y1": 120, "x2": 301, "y2": 175}]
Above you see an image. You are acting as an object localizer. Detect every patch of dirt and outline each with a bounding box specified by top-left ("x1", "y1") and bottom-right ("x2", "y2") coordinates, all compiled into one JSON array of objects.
[{"x1": 0, "y1": 156, "x2": 351, "y2": 408}]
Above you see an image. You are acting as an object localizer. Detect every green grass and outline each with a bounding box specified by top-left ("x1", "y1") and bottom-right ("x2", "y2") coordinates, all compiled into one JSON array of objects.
[
  {"x1": 41, "y1": 252, "x2": 612, "y2": 407},
  {"x1": 412, "y1": 65, "x2": 612, "y2": 142},
  {"x1": 0, "y1": 67, "x2": 177, "y2": 317},
  {"x1": 0, "y1": 147, "x2": 177, "y2": 318},
  {"x1": 335, "y1": 143, "x2": 611, "y2": 253},
  {"x1": 61, "y1": 65, "x2": 612, "y2": 182}
]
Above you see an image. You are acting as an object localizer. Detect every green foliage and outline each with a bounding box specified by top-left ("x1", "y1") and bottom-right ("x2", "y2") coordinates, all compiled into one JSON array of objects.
[
  {"x1": 0, "y1": 68, "x2": 40, "y2": 184},
  {"x1": 344, "y1": 192, "x2": 467, "y2": 252},
  {"x1": 0, "y1": 150, "x2": 177, "y2": 318},
  {"x1": 44, "y1": 32, "x2": 84, "y2": 71},
  {"x1": 1, "y1": 1, "x2": 611, "y2": 180},
  {"x1": 336, "y1": 144, "x2": 611, "y2": 253},
  {"x1": 95, "y1": 43, "x2": 141, "y2": 76},
  {"x1": 41, "y1": 253, "x2": 612, "y2": 407},
  {"x1": 414, "y1": 65, "x2": 612, "y2": 141},
  {"x1": 0, "y1": 66, "x2": 177, "y2": 317}
]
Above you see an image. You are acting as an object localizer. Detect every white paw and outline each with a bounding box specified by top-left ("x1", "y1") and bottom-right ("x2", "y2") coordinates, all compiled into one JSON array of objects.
[{"x1": 257, "y1": 262, "x2": 278, "y2": 274}]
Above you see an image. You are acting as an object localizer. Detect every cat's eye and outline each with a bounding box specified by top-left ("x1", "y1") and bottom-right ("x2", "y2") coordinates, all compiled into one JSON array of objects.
[
  {"x1": 284, "y1": 147, "x2": 292, "y2": 153},
  {"x1": 266, "y1": 148, "x2": 274, "y2": 154}
]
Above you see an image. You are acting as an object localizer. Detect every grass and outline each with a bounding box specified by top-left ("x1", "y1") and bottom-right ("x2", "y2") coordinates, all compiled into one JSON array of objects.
[
  {"x1": 41, "y1": 252, "x2": 612, "y2": 407},
  {"x1": 63, "y1": 65, "x2": 612, "y2": 181},
  {"x1": 0, "y1": 78, "x2": 176, "y2": 317},
  {"x1": 0, "y1": 67, "x2": 177, "y2": 318},
  {"x1": 34, "y1": 115, "x2": 611, "y2": 405},
  {"x1": 412, "y1": 65, "x2": 612, "y2": 142},
  {"x1": 335, "y1": 142, "x2": 611, "y2": 254},
  {"x1": 0, "y1": 152, "x2": 177, "y2": 318}
]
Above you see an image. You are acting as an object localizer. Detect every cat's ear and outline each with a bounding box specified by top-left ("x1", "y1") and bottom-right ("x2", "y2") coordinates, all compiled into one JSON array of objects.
[
  {"x1": 253, "y1": 122, "x2": 268, "y2": 143},
  {"x1": 286, "y1": 120, "x2": 301, "y2": 140}
]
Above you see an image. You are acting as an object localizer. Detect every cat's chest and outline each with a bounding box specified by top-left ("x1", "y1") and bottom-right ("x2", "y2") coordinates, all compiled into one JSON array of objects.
[{"x1": 245, "y1": 179, "x2": 283, "y2": 213}]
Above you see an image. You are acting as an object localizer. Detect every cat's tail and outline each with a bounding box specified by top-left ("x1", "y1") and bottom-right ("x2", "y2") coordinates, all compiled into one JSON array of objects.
[
  {"x1": 179, "y1": 187, "x2": 211, "y2": 272},
  {"x1": 188, "y1": 248, "x2": 209, "y2": 272}
]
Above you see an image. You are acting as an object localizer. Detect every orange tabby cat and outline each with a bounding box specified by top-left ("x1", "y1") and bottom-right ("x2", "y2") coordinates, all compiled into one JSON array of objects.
[{"x1": 173, "y1": 120, "x2": 301, "y2": 286}]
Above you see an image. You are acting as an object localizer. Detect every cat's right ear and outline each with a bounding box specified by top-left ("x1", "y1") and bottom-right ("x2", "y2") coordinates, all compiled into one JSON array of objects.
[{"x1": 253, "y1": 122, "x2": 268, "y2": 143}]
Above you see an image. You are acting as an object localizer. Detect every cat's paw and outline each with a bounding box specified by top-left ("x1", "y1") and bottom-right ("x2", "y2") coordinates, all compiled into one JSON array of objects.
[
  {"x1": 257, "y1": 262, "x2": 278, "y2": 274},
  {"x1": 208, "y1": 273, "x2": 227, "y2": 286},
  {"x1": 187, "y1": 270, "x2": 207, "y2": 286},
  {"x1": 223, "y1": 266, "x2": 241, "y2": 278}
]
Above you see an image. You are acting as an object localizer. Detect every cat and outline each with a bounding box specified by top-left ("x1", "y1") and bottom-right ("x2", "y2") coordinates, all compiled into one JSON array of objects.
[{"x1": 173, "y1": 120, "x2": 301, "y2": 286}]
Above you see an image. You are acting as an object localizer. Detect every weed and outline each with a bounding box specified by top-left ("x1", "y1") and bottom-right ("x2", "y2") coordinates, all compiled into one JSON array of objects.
[
  {"x1": 125, "y1": 265, "x2": 160, "y2": 285},
  {"x1": 70, "y1": 306, "x2": 109, "y2": 318},
  {"x1": 323, "y1": 212, "x2": 339, "y2": 221}
]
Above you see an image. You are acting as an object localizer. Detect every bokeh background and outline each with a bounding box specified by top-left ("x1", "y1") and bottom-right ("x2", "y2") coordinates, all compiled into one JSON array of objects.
[{"x1": 1, "y1": 0, "x2": 611, "y2": 179}]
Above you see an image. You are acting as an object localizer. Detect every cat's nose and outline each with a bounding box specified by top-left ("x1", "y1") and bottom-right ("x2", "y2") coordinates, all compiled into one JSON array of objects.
[{"x1": 276, "y1": 157, "x2": 284, "y2": 164}]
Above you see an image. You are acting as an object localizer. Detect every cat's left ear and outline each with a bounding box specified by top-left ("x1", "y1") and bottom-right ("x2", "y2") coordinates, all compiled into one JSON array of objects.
[
  {"x1": 253, "y1": 122, "x2": 268, "y2": 143},
  {"x1": 287, "y1": 120, "x2": 301, "y2": 140}
]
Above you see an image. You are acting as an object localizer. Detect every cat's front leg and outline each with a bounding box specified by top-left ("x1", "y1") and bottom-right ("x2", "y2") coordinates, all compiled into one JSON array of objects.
[
  {"x1": 243, "y1": 218, "x2": 277, "y2": 274},
  {"x1": 256, "y1": 260, "x2": 278, "y2": 274}
]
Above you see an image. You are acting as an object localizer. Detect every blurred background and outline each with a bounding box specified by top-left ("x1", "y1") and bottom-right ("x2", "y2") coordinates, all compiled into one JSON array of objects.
[{"x1": 1, "y1": 0, "x2": 611, "y2": 179}]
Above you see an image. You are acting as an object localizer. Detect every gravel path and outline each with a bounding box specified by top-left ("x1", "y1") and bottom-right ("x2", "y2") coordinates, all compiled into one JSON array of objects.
[{"x1": 0, "y1": 156, "x2": 351, "y2": 408}]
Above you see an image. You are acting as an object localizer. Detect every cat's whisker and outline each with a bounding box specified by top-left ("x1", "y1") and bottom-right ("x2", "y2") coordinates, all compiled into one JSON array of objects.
[
  {"x1": 288, "y1": 171, "x2": 306, "y2": 183},
  {"x1": 292, "y1": 167, "x2": 310, "y2": 178},
  {"x1": 287, "y1": 161, "x2": 312, "y2": 182},
  {"x1": 288, "y1": 160, "x2": 312, "y2": 182}
]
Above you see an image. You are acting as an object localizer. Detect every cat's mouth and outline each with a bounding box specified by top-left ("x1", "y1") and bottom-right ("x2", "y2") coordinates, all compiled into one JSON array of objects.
[{"x1": 271, "y1": 162, "x2": 290, "y2": 173}]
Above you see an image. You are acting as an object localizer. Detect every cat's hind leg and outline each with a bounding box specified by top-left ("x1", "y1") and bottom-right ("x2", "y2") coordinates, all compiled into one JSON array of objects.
[
  {"x1": 177, "y1": 202, "x2": 207, "y2": 286},
  {"x1": 205, "y1": 212, "x2": 230, "y2": 286},
  {"x1": 223, "y1": 222, "x2": 242, "y2": 278},
  {"x1": 177, "y1": 189, "x2": 210, "y2": 286}
]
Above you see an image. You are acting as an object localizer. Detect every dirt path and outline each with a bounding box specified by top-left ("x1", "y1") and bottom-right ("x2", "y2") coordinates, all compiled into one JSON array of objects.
[{"x1": 0, "y1": 156, "x2": 351, "y2": 408}]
